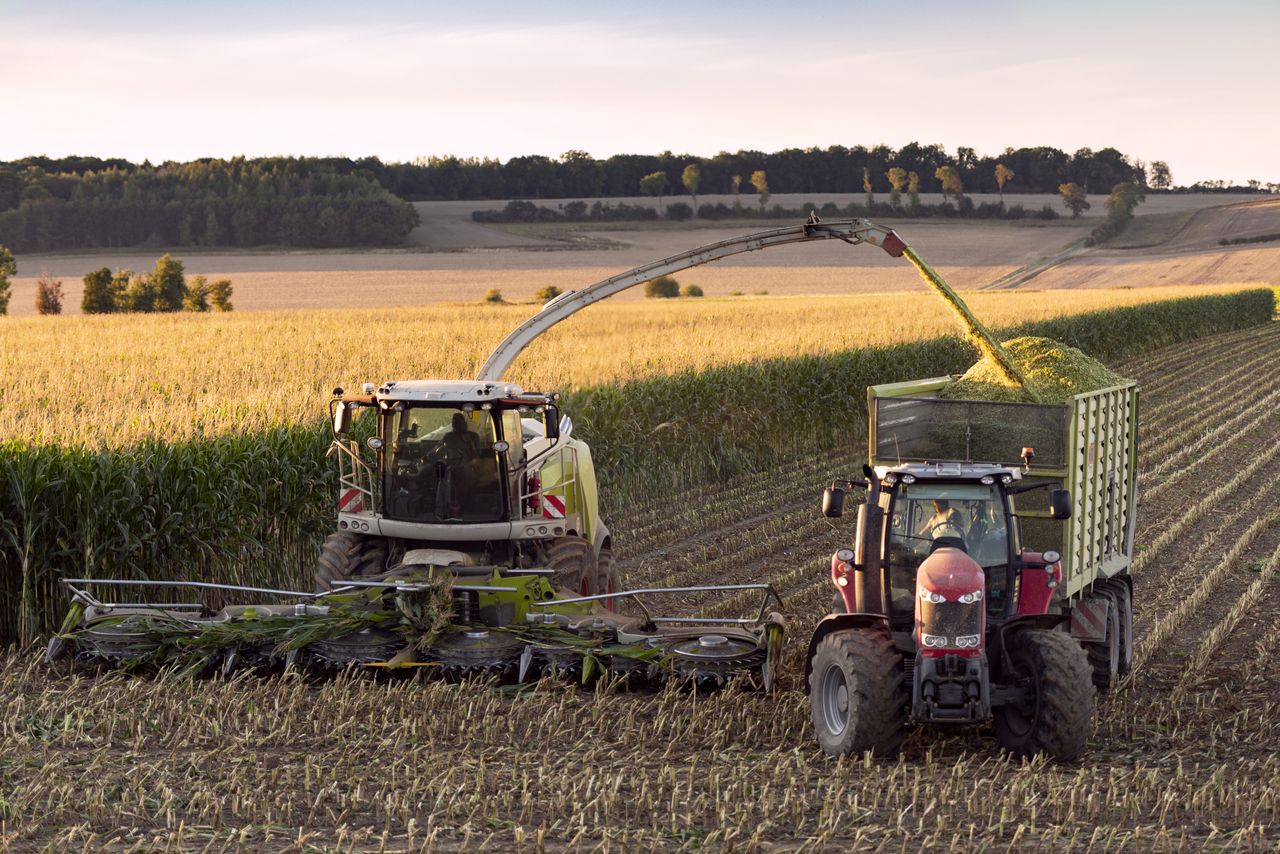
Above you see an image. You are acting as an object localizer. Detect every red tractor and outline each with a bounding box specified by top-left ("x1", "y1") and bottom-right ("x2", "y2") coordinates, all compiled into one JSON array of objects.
[{"x1": 806, "y1": 377, "x2": 1137, "y2": 760}]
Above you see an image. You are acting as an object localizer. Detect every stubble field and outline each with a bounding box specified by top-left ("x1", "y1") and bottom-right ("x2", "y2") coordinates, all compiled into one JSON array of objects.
[
  {"x1": 3, "y1": 321, "x2": 1278, "y2": 852},
  {"x1": 6, "y1": 194, "x2": 1275, "y2": 315}
]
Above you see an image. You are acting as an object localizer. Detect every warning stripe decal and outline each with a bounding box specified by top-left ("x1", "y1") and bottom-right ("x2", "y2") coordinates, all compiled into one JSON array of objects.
[
  {"x1": 542, "y1": 494, "x2": 566, "y2": 518},
  {"x1": 339, "y1": 488, "x2": 364, "y2": 513}
]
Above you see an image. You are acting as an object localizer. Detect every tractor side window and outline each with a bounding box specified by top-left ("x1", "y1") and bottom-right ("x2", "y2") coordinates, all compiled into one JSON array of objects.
[{"x1": 384, "y1": 407, "x2": 503, "y2": 523}]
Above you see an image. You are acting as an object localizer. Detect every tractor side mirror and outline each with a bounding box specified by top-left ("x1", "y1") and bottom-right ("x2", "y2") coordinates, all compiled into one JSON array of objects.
[
  {"x1": 822, "y1": 486, "x2": 846, "y2": 518},
  {"x1": 333, "y1": 402, "x2": 352, "y2": 435},
  {"x1": 1049, "y1": 488, "x2": 1072, "y2": 520}
]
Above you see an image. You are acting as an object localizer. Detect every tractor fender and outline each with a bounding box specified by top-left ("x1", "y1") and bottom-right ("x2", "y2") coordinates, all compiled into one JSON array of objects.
[
  {"x1": 804, "y1": 613, "x2": 890, "y2": 683},
  {"x1": 991, "y1": 613, "x2": 1070, "y2": 680}
]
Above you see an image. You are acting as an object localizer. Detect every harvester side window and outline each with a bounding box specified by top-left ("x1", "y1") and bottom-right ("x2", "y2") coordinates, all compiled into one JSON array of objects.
[{"x1": 383, "y1": 406, "x2": 504, "y2": 523}]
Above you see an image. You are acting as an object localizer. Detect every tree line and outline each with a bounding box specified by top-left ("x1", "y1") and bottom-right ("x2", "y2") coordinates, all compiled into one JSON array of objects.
[
  {"x1": 0, "y1": 245, "x2": 232, "y2": 315},
  {"x1": 0, "y1": 157, "x2": 419, "y2": 253},
  {"x1": 387, "y1": 144, "x2": 1149, "y2": 201}
]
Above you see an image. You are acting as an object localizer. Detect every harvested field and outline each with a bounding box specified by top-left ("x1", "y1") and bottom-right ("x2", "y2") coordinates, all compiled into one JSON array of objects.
[
  {"x1": 3, "y1": 321, "x2": 1278, "y2": 851},
  {"x1": 6, "y1": 194, "x2": 1270, "y2": 315}
]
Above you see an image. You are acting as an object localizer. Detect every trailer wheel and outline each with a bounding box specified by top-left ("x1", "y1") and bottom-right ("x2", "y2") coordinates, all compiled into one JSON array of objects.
[
  {"x1": 995, "y1": 630, "x2": 1093, "y2": 761},
  {"x1": 314, "y1": 532, "x2": 389, "y2": 592},
  {"x1": 546, "y1": 535, "x2": 598, "y2": 597},
  {"x1": 808, "y1": 628, "x2": 906, "y2": 758},
  {"x1": 1106, "y1": 581, "x2": 1134, "y2": 675},
  {"x1": 1085, "y1": 595, "x2": 1121, "y2": 692}
]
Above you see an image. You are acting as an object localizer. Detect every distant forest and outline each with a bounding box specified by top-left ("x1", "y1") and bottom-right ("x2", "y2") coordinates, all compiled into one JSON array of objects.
[
  {"x1": 0, "y1": 144, "x2": 1191, "y2": 252},
  {"x1": 0, "y1": 158, "x2": 420, "y2": 252}
]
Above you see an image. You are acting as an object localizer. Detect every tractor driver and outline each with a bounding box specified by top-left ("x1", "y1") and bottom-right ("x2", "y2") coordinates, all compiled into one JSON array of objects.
[{"x1": 918, "y1": 499, "x2": 964, "y2": 541}]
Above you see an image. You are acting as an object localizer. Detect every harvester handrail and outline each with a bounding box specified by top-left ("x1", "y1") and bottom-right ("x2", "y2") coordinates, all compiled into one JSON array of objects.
[{"x1": 477, "y1": 218, "x2": 904, "y2": 381}]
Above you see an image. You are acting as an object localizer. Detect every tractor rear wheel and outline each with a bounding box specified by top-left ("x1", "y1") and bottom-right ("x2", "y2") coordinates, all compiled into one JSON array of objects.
[
  {"x1": 314, "y1": 532, "x2": 389, "y2": 592},
  {"x1": 995, "y1": 630, "x2": 1093, "y2": 761},
  {"x1": 546, "y1": 535, "x2": 598, "y2": 597},
  {"x1": 808, "y1": 628, "x2": 906, "y2": 758}
]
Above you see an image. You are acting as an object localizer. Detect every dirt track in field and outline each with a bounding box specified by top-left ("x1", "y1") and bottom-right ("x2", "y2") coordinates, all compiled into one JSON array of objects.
[{"x1": 4, "y1": 322, "x2": 1279, "y2": 851}]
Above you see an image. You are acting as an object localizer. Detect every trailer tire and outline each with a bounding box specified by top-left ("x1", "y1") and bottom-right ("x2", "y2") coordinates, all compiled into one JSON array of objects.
[
  {"x1": 546, "y1": 535, "x2": 598, "y2": 597},
  {"x1": 314, "y1": 532, "x2": 389, "y2": 592},
  {"x1": 995, "y1": 630, "x2": 1093, "y2": 761},
  {"x1": 808, "y1": 628, "x2": 906, "y2": 758},
  {"x1": 1085, "y1": 595, "x2": 1121, "y2": 692}
]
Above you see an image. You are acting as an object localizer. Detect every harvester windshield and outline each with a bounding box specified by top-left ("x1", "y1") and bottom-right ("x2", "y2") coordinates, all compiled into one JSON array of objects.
[
  {"x1": 383, "y1": 406, "x2": 504, "y2": 523},
  {"x1": 886, "y1": 482, "x2": 1010, "y2": 615}
]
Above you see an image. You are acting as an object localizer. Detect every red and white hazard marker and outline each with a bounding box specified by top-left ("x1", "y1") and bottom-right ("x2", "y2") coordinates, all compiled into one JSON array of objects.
[{"x1": 542, "y1": 494, "x2": 566, "y2": 518}]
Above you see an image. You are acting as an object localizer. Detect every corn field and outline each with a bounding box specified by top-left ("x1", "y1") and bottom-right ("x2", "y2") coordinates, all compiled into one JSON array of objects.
[
  {"x1": 0, "y1": 318, "x2": 1278, "y2": 850},
  {"x1": 0, "y1": 289, "x2": 1273, "y2": 646}
]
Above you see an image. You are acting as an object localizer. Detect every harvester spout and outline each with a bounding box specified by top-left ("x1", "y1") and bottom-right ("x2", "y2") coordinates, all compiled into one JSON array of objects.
[{"x1": 476, "y1": 217, "x2": 1032, "y2": 397}]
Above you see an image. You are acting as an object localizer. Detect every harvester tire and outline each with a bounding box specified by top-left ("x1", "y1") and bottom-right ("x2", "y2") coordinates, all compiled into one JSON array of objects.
[
  {"x1": 808, "y1": 628, "x2": 906, "y2": 758},
  {"x1": 314, "y1": 532, "x2": 389, "y2": 592},
  {"x1": 596, "y1": 544, "x2": 621, "y2": 611},
  {"x1": 546, "y1": 535, "x2": 598, "y2": 597},
  {"x1": 995, "y1": 630, "x2": 1093, "y2": 761},
  {"x1": 1085, "y1": 594, "x2": 1121, "y2": 692}
]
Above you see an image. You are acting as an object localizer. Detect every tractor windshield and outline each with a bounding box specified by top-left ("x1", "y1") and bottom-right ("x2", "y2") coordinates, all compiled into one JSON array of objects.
[
  {"x1": 382, "y1": 406, "x2": 504, "y2": 523},
  {"x1": 886, "y1": 482, "x2": 1010, "y2": 616}
]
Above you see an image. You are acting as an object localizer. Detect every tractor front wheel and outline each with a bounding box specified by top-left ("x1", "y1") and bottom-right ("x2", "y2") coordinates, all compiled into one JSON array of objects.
[
  {"x1": 994, "y1": 629, "x2": 1093, "y2": 761},
  {"x1": 596, "y1": 544, "x2": 621, "y2": 611},
  {"x1": 546, "y1": 535, "x2": 599, "y2": 598},
  {"x1": 808, "y1": 628, "x2": 906, "y2": 758},
  {"x1": 314, "y1": 532, "x2": 389, "y2": 592}
]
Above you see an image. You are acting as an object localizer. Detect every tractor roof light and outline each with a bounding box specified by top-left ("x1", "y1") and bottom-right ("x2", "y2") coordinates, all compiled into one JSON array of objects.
[
  {"x1": 980, "y1": 475, "x2": 995, "y2": 485},
  {"x1": 883, "y1": 473, "x2": 898, "y2": 485},
  {"x1": 1000, "y1": 475, "x2": 1013, "y2": 484},
  {"x1": 900, "y1": 474, "x2": 916, "y2": 484}
]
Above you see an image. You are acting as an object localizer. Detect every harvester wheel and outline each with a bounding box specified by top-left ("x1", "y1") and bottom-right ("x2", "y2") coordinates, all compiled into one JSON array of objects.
[
  {"x1": 314, "y1": 532, "x2": 389, "y2": 592},
  {"x1": 808, "y1": 628, "x2": 906, "y2": 758},
  {"x1": 596, "y1": 544, "x2": 621, "y2": 612},
  {"x1": 995, "y1": 629, "x2": 1093, "y2": 761},
  {"x1": 546, "y1": 535, "x2": 598, "y2": 598},
  {"x1": 1085, "y1": 594, "x2": 1121, "y2": 692}
]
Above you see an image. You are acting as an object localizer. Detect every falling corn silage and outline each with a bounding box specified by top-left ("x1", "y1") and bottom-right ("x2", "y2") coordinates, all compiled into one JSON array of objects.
[{"x1": 940, "y1": 336, "x2": 1130, "y2": 403}]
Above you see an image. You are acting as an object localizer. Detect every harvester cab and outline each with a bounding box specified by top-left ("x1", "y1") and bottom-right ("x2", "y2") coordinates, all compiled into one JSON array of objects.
[{"x1": 325, "y1": 379, "x2": 614, "y2": 601}]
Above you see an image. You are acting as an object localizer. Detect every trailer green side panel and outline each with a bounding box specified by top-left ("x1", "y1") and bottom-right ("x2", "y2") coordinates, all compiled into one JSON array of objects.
[
  {"x1": 867, "y1": 376, "x2": 1138, "y2": 600},
  {"x1": 1063, "y1": 383, "x2": 1139, "y2": 597}
]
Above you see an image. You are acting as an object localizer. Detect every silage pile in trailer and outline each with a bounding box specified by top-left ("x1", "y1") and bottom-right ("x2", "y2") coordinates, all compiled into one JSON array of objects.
[{"x1": 941, "y1": 336, "x2": 1129, "y2": 403}]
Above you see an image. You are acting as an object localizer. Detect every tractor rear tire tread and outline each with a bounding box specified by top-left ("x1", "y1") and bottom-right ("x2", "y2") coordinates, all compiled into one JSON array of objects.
[
  {"x1": 808, "y1": 628, "x2": 907, "y2": 758},
  {"x1": 315, "y1": 532, "x2": 389, "y2": 592},
  {"x1": 995, "y1": 629, "x2": 1094, "y2": 762}
]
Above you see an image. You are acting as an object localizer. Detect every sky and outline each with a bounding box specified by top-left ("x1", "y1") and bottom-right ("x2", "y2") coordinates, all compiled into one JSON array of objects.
[{"x1": 4, "y1": 0, "x2": 1278, "y2": 186}]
